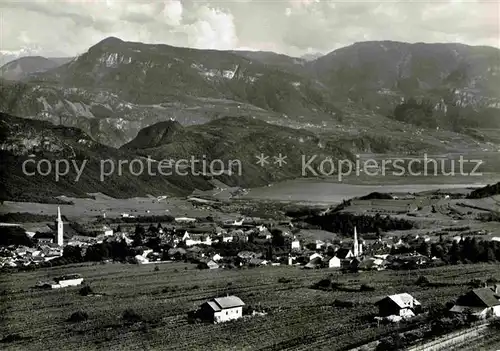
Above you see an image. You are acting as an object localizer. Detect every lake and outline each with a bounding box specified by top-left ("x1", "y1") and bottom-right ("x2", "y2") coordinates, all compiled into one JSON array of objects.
[{"x1": 242, "y1": 178, "x2": 490, "y2": 204}]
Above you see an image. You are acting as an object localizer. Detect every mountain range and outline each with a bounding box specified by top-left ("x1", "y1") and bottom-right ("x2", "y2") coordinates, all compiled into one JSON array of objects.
[
  {"x1": 1, "y1": 37, "x2": 499, "y2": 148},
  {"x1": 1, "y1": 37, "x2": 500, "y2": 201}
]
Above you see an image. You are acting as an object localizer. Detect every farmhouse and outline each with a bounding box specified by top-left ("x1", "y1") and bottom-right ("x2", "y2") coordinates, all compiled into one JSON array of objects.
[
  {"x1": 450, "y1": 287, "x2": 500, "y2": 318},
  {"x1": 375, "y1": 293, "x2": 421, "y2": 318},
  {"x1": 358, "y1": 257, "x2": 385, "y2": 271},
  {"x1": 304, "y1": 257, "x2": 323, "y2": 269},
  {"x1": 36, "y1": 274, "x2": 84, "y2": 289},
  {"x1": 199, "y1": 295, "x2": 245, "y2": 323}
]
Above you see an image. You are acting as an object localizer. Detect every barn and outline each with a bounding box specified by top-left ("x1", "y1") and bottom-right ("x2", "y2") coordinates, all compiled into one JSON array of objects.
[
  {"x1": 375, "y1": 293, "x2": 421, "y2": 318},
  {"x1": 450, "y1": 287, "x2": 500, "y2": 318}
]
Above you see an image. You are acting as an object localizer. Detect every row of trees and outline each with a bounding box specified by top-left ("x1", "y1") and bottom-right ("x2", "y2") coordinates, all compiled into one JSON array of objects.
[
  {"x1": 305, "y1": 212, "x2": 414, "y2": 235},
  {"x1": 392, "y1": 237, "x2": 500, "y2": 264}
]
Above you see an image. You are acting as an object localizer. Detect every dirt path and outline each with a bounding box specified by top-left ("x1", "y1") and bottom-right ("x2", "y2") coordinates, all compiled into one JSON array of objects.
[{"x1": 406, "y1": 323, "x2": 490, "y2": 351}]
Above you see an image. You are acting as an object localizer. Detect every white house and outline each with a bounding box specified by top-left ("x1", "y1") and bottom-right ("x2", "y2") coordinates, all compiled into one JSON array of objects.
[
  {"x1": 327, "y1": 256, "x2": 341, "y2": 268},
  {"x1": 291, "y1": 238, "x2": 301, "y2": 251},
  {"x1": 199, "y1": 296, "x2": 245, "y2": 323},
  {"x1": 103, "y1": 225, "x2": 114, "y2": 236},
  {"x1": 222, "y1": 235, "x2": 234, "y2": 243},
  {"x1": 316, "y1": 240, "x2": 326, "y2": 250}
]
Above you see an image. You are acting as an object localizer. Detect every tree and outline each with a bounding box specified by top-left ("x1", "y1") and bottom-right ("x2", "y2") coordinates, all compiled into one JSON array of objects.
[
  {"x1": 109, "y1": 239, "x2": 129, "y2": 261},
  {"x1": 67, "y1": 310, "x2": 89, "y2": 322},
  {"x1": 63, "y1": 245, "x2": 83, "y2": 262},
  {"x1": 417, "y1": 242, "x2": 431, "y2": 258},
  {"x1": 271, "y1": 229, "x2": 285, "y2": 247},
  {"x1": 84, "y1": 243, "x2": 110, "y2": 261},
  {"x1": 449, "y1": 241, "x2": 460, "y2": 264},
  {"x1": 132, "y1": 225, "x2": 145, "y2": 246}
]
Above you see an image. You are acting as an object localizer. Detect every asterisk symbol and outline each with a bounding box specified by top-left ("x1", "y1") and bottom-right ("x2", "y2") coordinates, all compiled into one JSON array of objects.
[
  {"x1": 255, "y1": 153, "x2": 269, "y2": 167},
  {"x1": 274, "y1": 153, "x2": 287, "y2": 167}
]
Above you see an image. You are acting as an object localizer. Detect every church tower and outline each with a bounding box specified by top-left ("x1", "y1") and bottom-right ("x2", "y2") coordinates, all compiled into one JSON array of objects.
[
  {"x1": 353, "y1": 226, "x2": 359, "y2": 257},
  {"x1": 56, "y1": 206, "x2": 64, "y2": 246}
]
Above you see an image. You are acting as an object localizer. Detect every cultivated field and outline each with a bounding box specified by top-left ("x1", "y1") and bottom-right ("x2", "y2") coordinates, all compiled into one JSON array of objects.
[{"x1": 1, "y1": 263, "x2": 499, "y2": 350}]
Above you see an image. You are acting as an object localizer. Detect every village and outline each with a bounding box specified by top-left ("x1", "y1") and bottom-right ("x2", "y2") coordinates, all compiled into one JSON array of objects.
[
  {"x1": 1, "y1": 198, "x2": 500, "y2": 349},
  {"x1": 0, "y1": 205, "x2": 476, "y2": 271}
]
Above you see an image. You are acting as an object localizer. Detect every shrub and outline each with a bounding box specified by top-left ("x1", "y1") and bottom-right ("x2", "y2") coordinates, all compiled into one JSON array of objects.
[
  {"x1": 415, "y1": 276, "x2": 430, "y2": 286},
  {"x1": 404, "y1": 329, "x2": 424, "y2": 343},
  {"x1": 314, "y1": 278, "x2": 331, "y2": 289},
  {"x1": 490, "y1": 318, "x2": 500, "y2": 330},
  {"x1": 359, "y1": 284, "x2": 375, "y2": 291},
  {"x1": 67, "y1": 310, "x2": 89, "y2": 322},
  {"x1": 332, "y1": 299, "x2": 357, "y2": 308},
  {"x1": 486, "y1": 277, "x2": 498, "y2": 284},
  {"x1": 154, "y1": 265, "x2": 160, "y2": 272},
  {"x1": 468, "y1": 278, "x2": 483, "y2": 288},
  {"x1": 0, "y1": 334, "x2": 26, "y2": 343},
  {"x1": 122, "y1": 308, "x2": 142, "y2": 324},
  {"x1": 278, "y1": 277, "x2": 292, "y2": 284},
  {"x1": 79, "y1": 285, "x2": 93, "y2": 296},
  {"x1": 376, "y1": 333, "x2": 406, "y2": 351}
]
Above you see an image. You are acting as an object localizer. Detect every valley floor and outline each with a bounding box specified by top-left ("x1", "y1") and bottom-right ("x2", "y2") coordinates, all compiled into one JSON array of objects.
[{"x1": 1, "y1": 263, "x2": 499, "y2": 350}]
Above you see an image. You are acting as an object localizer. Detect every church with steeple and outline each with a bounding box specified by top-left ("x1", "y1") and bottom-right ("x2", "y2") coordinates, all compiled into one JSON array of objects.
[
  {"x1": 56, "y1": 206, "x2": 64, "y2": 247},
  {"x1": 353, "y1": 226, "x2": 363, "y2": 257}
]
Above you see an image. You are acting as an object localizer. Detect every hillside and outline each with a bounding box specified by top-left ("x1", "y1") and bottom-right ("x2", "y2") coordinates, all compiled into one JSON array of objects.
[
  {"x1": 309, "y1": 41, "x2": 500, "y2": 130},
  {"x1": 0, "y1": 113, "x2": 211, "y2": 202},
  {"x1": 122, "y1": 116, "x2": 355, "y2": 187},
  {"x1": 0, "y1": 56, "x2": 72, "y2": 81},
  {"x1": 0, "y1": 113, "x2": 361, "y2": 202}
]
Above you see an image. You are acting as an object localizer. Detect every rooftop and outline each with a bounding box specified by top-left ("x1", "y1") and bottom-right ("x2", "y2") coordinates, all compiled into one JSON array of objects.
[
  {"x1": 376, "y1": 293, "x2": 421, "y2": 309},
  {"x1": 206, "y1": 295, "x2": 245, "y2": 311},
  {"x1": 456, "y1": 288, "x2": 500, "y2": 308}
]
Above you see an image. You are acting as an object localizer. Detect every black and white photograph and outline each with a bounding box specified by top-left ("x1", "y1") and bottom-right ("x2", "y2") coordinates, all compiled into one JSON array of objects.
[{"x1": 0, "y1": 0, "x2": 500, "y2": 350}]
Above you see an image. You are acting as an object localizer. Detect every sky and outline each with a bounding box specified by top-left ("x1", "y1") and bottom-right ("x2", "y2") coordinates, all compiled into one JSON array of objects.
[{"x1": 0, "y1": 0, "x2": 499, "y2": 59}]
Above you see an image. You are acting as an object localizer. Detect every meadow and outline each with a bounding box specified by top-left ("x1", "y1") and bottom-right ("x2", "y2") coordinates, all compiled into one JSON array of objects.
[{"x1": 1, "y1": 263, "x2": 500, "y2": 350}]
